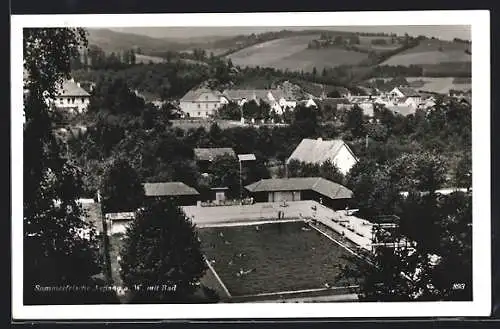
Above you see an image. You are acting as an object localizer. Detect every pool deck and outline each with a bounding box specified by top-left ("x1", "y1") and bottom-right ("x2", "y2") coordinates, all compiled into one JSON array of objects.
[{"x1": 183, "y1": 200, "x2": 374, "y2": 251}]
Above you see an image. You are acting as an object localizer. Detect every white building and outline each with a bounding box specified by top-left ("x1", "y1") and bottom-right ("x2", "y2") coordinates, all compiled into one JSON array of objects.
[
  {"x1": 52, "y1": 79, "x2": 91, "y2": 114},
  {"x1": 287, "y1": 138, "x2": 359, "y2": 175},
  {"x1": 388, "y1": 86, "x2": 423, "y2": 108},
  {"x1": 179, "y1": 88, "x2": 225, "y2": 118}
]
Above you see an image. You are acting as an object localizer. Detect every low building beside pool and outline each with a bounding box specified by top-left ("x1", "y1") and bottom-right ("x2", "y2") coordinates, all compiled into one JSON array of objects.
[
  {"x1": 245, "y1": 177, "x2": 353, "y2": 210},
  {"x1": 143, "y1": 182, "x2": 200, "y2": 206}
]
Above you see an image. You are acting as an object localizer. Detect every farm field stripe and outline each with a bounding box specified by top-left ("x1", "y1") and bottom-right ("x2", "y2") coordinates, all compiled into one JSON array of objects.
[
  {"x1": 236, "y1": 285, "x2": 360, "y2": 298},
  {"x1": 204, "y1": 258, "x2": 232, "y2": 298}
]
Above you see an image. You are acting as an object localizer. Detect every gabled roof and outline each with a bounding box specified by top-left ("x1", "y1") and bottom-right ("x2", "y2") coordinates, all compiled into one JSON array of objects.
[
  {"x1": 245, "y1": 177, "x2": 353, "y2": 200},
  {"x1": 180, "y1": 88, "x2": 223, "y2": 102},
  {"x1": 395, "y1": 87, "x2": 420, "y2": 97},
  {"x1": 287, "y1": 138, "x2": 357, "y2": 165},
  {"x1": 143, "y1": 182, "x2": 199, "y2": 197},
  {"x1": 193, "y1": 147, "x2": 236, "y2": 161},
  {"x1": 57, "y1": 80, "x2": 90, "y2": 97}
]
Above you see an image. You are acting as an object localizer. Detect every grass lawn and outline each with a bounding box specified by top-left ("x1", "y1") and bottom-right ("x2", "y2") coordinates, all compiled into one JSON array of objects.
[{"x1": 198, "y1": 221, "x2": 358, "y2": 297}]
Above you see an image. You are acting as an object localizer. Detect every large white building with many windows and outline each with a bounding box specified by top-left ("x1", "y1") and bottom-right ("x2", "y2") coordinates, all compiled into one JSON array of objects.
[{"x1": 52, "y1": 79, "x2": 91, "y2": 114}]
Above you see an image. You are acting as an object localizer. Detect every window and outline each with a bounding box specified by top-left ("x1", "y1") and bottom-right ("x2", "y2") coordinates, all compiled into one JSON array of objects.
[
  {"x1": 205, "y1": 95, "x2": 209, "y2": 100},
  {"x1": 206, "y1": 104, "x2": 208, "y2": 109},
  {"x1": 198, "y1": 112, "x2": 201, "y2": 116},
  {"x1": 81, "y1": 97, "x2": 85, "y2": 102},
  {"x1": 197, "y1": 104, "x2": 201, "y2": 108},
  {"x1": 67, "y1": 98, "x2": 71, "y2": 103}
]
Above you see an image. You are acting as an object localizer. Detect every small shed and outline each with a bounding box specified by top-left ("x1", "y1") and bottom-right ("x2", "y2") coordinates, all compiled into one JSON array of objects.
[
  {"x1": 211, "y1": 187, "x2": 229, "y2": 203},
  {"x1": 105, "y1": 212, "x2": 136, "y2": 235}
]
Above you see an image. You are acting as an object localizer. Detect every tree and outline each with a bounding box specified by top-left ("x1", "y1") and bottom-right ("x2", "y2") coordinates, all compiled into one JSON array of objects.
[
  {"x1": 346, "y1": 159, "x2": 400, "y2": 220},
  {"x1": 388, "y1": 151, "x2": 447, "y2": 193},
  {"x1": 216, "y1": 101, "x2": 241, "y2": 120},
  {"x1": 292, "y1": 104, "x2": 319, "y2": 138},
  {"x1": 100, "y1": 158, "x2": 145, "y2": 213},
  {"x1": 242, "y1": 100, "x2": 260, "y2": 120},
  {"x1": 206, "y1": 154, "x2": 240, "y2": 198},
  {"x1": 339, "y1": 191, "x2": 472, "y2": 302},
  {"x1": 87, "y1": 77, "x2": 146, "y2": 116},
  {"x1": 23, "y1": 28, "x2": 115, "y2": 304},
  {"x1": 344, "y1": 105, "x2": 366, "y2": 138},
  {"x1": 454, "y1": 152, "x2": 472, "y2": 191},
  {"x1": 287, "y1": 159, "x2": 344, "y2": 185},
  {"x1": 120, "y1": 198, "x2": 207, "y2": 302}
]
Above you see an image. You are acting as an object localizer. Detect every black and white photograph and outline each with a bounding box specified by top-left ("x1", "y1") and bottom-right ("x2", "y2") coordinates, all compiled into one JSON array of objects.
[{"x1": 12, "y1": 11, "x2": 490, "y2": 319}]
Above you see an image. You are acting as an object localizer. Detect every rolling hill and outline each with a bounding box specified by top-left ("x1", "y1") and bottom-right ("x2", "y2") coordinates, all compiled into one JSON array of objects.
[
  {"x1": 381, "y1": 39, "x2": 471, "y2": 66},
  {"x1": 226, "y1": 35, "x2": 369, "y2": 72}
]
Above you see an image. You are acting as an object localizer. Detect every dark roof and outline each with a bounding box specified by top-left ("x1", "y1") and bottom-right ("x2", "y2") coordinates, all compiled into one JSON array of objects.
[
  {"x1": 245, "y1": 177, "x2": 353, "y2": 200},
  {"x1": 193, "y1": 148, "x2": 236, "y2": 161},
  {"x1": 287, "y1": 138, "x2": 357, "y2": 165},
  {"x1": 143, "y1": 182, "x2": 200, "y2": 197}
]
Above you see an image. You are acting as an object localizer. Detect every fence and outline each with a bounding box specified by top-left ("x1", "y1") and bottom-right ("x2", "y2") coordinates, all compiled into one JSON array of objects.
[{"x1": 200, "y1": 198, "x2": 255, "y2": 207}]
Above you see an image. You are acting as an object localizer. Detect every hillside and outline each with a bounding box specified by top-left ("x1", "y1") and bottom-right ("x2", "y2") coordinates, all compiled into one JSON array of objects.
[
  {"x1": 381, "y1": 39, "x2": 471, "y2": 66},
  {"x1": 87, "y1": 28, "x2": 236, "y2": 55},
  {"x1": 226, "y1": 35, "x2": 369, "y2": 72}
]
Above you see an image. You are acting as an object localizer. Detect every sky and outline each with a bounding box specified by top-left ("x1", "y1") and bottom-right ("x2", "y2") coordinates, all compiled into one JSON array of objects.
[{"x1": 109, "y1": 26, "x2": 471, "y2": 41}]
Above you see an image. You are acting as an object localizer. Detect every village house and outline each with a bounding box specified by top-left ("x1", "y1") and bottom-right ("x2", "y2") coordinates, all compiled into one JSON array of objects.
[
  {"x1": 387, "y1": 86, "x2": 423, "y2": 108},
  {"x1": 52, "y1": 78, "x2": 91, "y2": 114},
  {"x1": 143, "y1": 182, "x2": 200, "y2": 206},
  {"x1": 245, "y1": 177, "x2": 353, "y2": 210},
  {"x1": 179, "y1": 88, "x2": 225, "y2": 118},
  {"x1": 287, "y1": 138, "x2": 359, "y2": 175}
]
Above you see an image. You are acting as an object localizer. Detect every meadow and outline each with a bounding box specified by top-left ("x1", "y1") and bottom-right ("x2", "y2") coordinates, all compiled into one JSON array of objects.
[
  {"x1": 381, "y1": 39, "x2": 471, "y2": 66},
  {"x1": 227, "y1": 35, "x2": 369, "y2": 72}
]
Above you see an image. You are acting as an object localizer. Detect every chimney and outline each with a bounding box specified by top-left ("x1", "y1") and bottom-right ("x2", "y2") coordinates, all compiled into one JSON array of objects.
[
  {"x1": 317, "y1": 137, "x2": 323, "y2": 142},
  {"x1": 76, "y1": 82, "x2": 81, "y2": 88}
]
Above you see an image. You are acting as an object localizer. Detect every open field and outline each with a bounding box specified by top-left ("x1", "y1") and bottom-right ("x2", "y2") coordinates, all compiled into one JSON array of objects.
[
  {"x1": 227, "y1": 35, "x2": 368, "y2": 72},
  {"x1": 198, "y1": 221, "x2": 358, "y2": 297},
  {"x1": 381, "y1": 39, "x2": 470, "y2": 66},
  {"x1": 406, "y1": 77, "x2": 471, "y2": 94},
  {"x1": 366, "y1": 76, "x2": 472, "y2": 94},
  {"x1": 135, "y1": 54, "x2": 166, "y2": 64}
]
